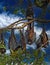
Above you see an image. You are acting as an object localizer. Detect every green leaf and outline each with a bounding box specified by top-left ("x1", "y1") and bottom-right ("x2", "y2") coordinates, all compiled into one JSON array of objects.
[
  {"x1": 21, "y1": 9, "x2": 25, "y2": 14},
  {"x1": 0, "y1": 42, "x2": 6, "y2": 49},
  {"x1": 33, "y1": 50, "x2": 40, "y2": 58},
  {"x1": 3, "y1": 7, "x2": 7, "y2": 11},
  {"x1": 13, "y1": 9, "x2": 18, "y2": 14}
]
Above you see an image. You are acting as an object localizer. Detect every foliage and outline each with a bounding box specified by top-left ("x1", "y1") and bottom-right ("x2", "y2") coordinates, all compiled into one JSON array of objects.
[
  {"x1": 13, "y1": 9, "x2": 19, "y2": 14},
  {"x1": 3, "y1": 0, "x2": 49, "y2": 15},
  {"x1": 34, "y1": 0, "x2": 49, "y2": 8},
  {"x1": 0, "y1": 48, "x2": 48, "y2": 65},
  {"x1": 3, "y1": 6, "x2": 7, "y2": 11},
  {"x1": 0, "y1": 0, "x2": 49, "y2": 65},
  {"x1": 34, "y1": 0, "x2": 43, "y2": 8},
  {"x1": 33, "y1": 49, "x2": 46, "y2": 65},
  {"x1": 0, "y1": 41, "x2": 6, "y2": 49}
]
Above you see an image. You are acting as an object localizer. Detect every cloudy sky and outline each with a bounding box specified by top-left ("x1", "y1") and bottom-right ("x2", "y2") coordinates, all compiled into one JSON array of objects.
[
  {"x1": 0, "y1": 0, "x2": 50, "y2": 64},
  {"x1": 0, "y1": 0, "x2": 50, "y2": 49},
  {"x1": 0, "y1": 0, "x2": 50, "y2": 42},
  {"x1": 0, "y1": 0, "x2": 50, "y2": 28}
]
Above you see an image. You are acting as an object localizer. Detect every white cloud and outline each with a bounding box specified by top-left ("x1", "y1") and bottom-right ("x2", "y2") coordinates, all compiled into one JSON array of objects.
[
  {"x1": 0, "y1": 13, "x2": 50, "y2": 49},
  {"x1": 5, "y1": 49, "x2": 10, "y2": 55},
  {"x1": 34, "y1": 26, "x2": 42, "y2": 38},
  {"x1": 0, "y1": 13, "x2": 50, "y2": 35},
  {"x1": 0, "y1": 13, "x2": 21, "y2": 28},
  {"x1": 14, "y1": 29, "x2": 20, "y2": 34},
  {"x1": 46, "y1": 30, "x2": 50, "y2": 35},
  {"x1": 26, "y1": 43, "x2": 37, "y2": 49}
]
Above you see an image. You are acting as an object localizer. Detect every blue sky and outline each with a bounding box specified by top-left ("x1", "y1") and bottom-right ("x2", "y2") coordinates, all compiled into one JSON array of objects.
[
  {"x1": 0, "y1": 1, "x2": 50, "y2": 64},
  {"x1": 0, "y1": 0, "x2": 50, "y2": 32},
  {"x1": 0, "y1": 0, "x2": 50, "y2": 17}
]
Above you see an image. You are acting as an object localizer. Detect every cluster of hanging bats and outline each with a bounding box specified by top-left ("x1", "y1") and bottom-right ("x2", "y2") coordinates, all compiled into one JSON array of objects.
[
  {"x1": 0, "y1": 24, "x2": 49, "y2": 53},
  {"x1": 0, "y1": 0, "x2": 50, "y2": 53}
]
